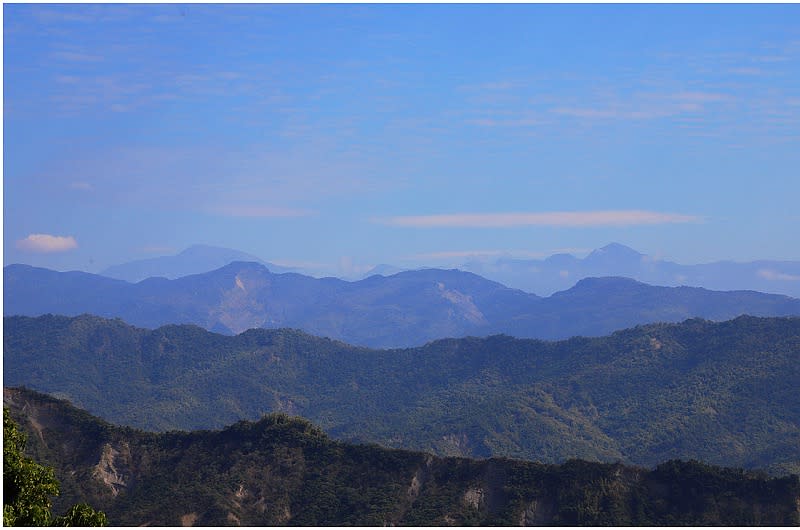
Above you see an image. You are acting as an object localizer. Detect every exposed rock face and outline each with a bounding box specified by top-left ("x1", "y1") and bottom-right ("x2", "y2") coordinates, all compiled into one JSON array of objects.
[
  {"x1": 437, "y1": 432, "x2": 472, "y2": 457},
  {"x1": 519, "y1": 498, "x2": 555, "y2": 526},
  {"x1": 210, "y1": 271, "x2": 271, "y2": 334},
  {"x1": 391, "y1": 455, "x2": 433, "y2": 524},
  {"x1": 463, "y1": 487, "x2": 485, "y2": 510},
  {"x1": 407, "y1": 469, "x2": 423, "y2": 500},
  {"x1": 92, "y1": 442, "x2": 132, "y2": 496},
  {"x1": 436, "y1": 282, "x2": 488, "y2": 325}
]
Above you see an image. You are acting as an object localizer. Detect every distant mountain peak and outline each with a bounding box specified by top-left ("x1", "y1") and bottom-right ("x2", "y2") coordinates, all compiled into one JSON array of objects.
[
  {"x1": 587, "y1": 243, "x2": 643, "y2": 259},
  {"x1": 100, "y1": 245, "x2": 295, "y2": 282},
  {"x1": 571, "y1": 276, "x2": 645, "y2": 288},
  {"x1": 216, "y1": 260, "x2": 272, "y2": 274},
  {"x1": 363, "y1": 264, "x2": 406, "y2": 278},
  {"x1": 544, "y1": 253, "x2": 581, "y2": 266},
  {"x1": 178, "y1": 244, "x2": 244, "y2": 255}
]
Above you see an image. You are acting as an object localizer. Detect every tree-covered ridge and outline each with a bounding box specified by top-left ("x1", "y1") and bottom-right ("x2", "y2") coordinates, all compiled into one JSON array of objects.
[
  {"x1": 5, "y1": 387, "x2": 799, "y2": 527},
  {"x1": 4, "y1": 314, "x2": 800, "y2": 474}
]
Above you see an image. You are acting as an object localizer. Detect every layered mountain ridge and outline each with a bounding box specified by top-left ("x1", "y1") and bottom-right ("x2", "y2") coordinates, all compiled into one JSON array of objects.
[
  {"x1": 6, "y1": 261, "x2": 800, "y2": 348},
  {"x1": 5, "y1": 314, "x2": 799, "y2": 474},
  {"x1": 94, "y1": 242, "x2": 800, "y2": 299},
  {"x1": 462, "y1": 242, "x2": 800, "y2": 297}
]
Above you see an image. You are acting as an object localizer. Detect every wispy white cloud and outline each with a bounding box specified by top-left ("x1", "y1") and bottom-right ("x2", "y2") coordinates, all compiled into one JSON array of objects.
[
  {"x1": 551, "y1": 91, "x2": 733, "y2": 121},
  {"x1": 402, "y1": 247, "x2": 593, "y2": 264},
  {"x1": 37, "y1": 138, "x2": 388, "y2": 217},
  {"x1": 31, "y1": 4, "x2": 139, "y2": 24},
  {"x1": 51, "y1": 50, "x2": 103, "y2": 62},
  {"x1": 408, "y1": 249, "x2": 515, "y2": 260},
  {"x1": 467, "y1": 117, "x2": 540, "y2": 128},
  {"x1": 552, "y1": 107, "x2": 623, "y2": 119},
  {"x1": 55, "y1": 75, "x2": 81, "y2": 84},
  {"x1": 210, "y1": 205, "x2": 315, "y2": 218},
  {"x1": 49, "y1": 73, "x2": 154, "y2": 114},
  {"x1": 379, "y1": 210, "x2": 702, "y2": 228},
  {"x1": 337, "y1": 256, "x2": 375, "y2": 278},
  {"x1": 752, "y1": 55, "x2": 791, "y2": 64},
  {"x1": 140, "y1": 246, "x2": 176, "y2": 254},
  {"x1": 459, "y1": 81, "x2": 521, "y2": 92},
  {"x1": 728, "y1": 67, "x2": 765, "y2": 76},
  {"x1": 16, "y1": 234, "x2": 78, "y2": 253},
  {"x1": 670, "y1": 91, "x2": 732, "y2": 103},
  {"x1": 757, "y1": 269, "x2": 800, "y2": 282},
  {"x1": 268, "y1": 259, "x2": 330, "y2": 270},
  {"x1": 31, "y1": 7, "x2": 96, "y2": 23},
  {"x1": 69, "y1": 181, "x2": 93, "y2": 191}
]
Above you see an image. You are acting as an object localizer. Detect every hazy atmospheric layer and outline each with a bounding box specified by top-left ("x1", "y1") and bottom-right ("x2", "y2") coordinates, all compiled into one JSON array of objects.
[{"x1": 4, "y1": 4, "x2": 800, "y2": 277}]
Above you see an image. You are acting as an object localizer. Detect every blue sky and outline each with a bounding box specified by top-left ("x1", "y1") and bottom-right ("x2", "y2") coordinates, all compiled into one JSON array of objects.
[{"x1": 4, "y1": 3, "x2": 800, "y2": 277}]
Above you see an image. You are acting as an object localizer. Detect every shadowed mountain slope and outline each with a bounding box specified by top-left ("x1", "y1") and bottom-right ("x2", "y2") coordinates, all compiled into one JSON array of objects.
[{"x1": 5, "y1": 387, "x2": 799, "y2": 527}]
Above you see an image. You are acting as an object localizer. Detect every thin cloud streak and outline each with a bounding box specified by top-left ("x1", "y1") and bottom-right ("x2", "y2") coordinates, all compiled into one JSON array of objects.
[
  {"x1": 69, "y1": 181, "x2": 94, "y2": 191},
  {"x1": 550, "y1": 92, "x2": 734, "y2": 121},
  {"x1": 380, "y1": 210, "x2": 702, "y2": 228},
  {"x1": 140, "y1": 245, "x2": 176, "y2": 254},
  {"x1": 757, "y1": 269, "x2": 800, "y2": 282},
  {"x1": 400, "y1": 247, "x2": 593, "y2": 263},
  {"x1": 51, "y1": 50, "x2": 104, "y2": 62},
  {"x1": 408, "y1": 249, "x2": 519, "y2": 260},
  {"x1": 404, "y1": 248, "x2": 592, "y2": 262},
  {"x1": 16, "y1": 234, "x2": 78, "y2": 253},
  {"x1": 467, "y1": 117, "x2": 540, "y2": 128},
  {"x1": 210, "y1": 205, "x2": 315, "y2": 218}
]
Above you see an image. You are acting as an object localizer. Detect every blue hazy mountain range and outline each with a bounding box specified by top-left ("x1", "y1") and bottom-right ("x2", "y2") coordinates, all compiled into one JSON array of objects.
[
  {"x1": 100, "y1": 244, "x2": 298, "y2": 282},
  {"x1": 5, "y1": 261, "x2": 800, "y2": 348},
  {"x1": 459, "y1": 243, "x2": 800, "y2": 298},
  {"x1": 99, "y1": 243, "x2": 800, "y2": 298}
]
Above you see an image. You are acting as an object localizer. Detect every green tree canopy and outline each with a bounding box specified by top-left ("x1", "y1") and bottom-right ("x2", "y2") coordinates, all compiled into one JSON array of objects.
[{"x1": 3, "y1": 408, "x2": 107, "y2": 526}]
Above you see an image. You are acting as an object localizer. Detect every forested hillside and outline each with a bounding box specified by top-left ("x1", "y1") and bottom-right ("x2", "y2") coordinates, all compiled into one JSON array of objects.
[
  {"x1": 5, "y1": 387, "x2": 799, "y2": 527},
  {"x1": 5, "y1": 314, "x2": 799, "y2": 474}
]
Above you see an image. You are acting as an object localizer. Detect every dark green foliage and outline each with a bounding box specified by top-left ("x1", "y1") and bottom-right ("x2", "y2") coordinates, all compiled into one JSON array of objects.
[
  {"x1": 5, "y1": 314, "x2": 800, "y2": 473},
  {"x1": 5, "y1": 390, "x2": 800, "y2": 526},
  {"x1": 643, "y1": 460, "x2": 800, "y2": 526},
  {"x1": 3, "y1": 409, "x2": 60, "y2": 526},
  {"x1": 3, "y1": 408, "x2": 106, "y2": 526},
  {"x1": 52, "y1": 504, "x2": 109, "y2": 527}
]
